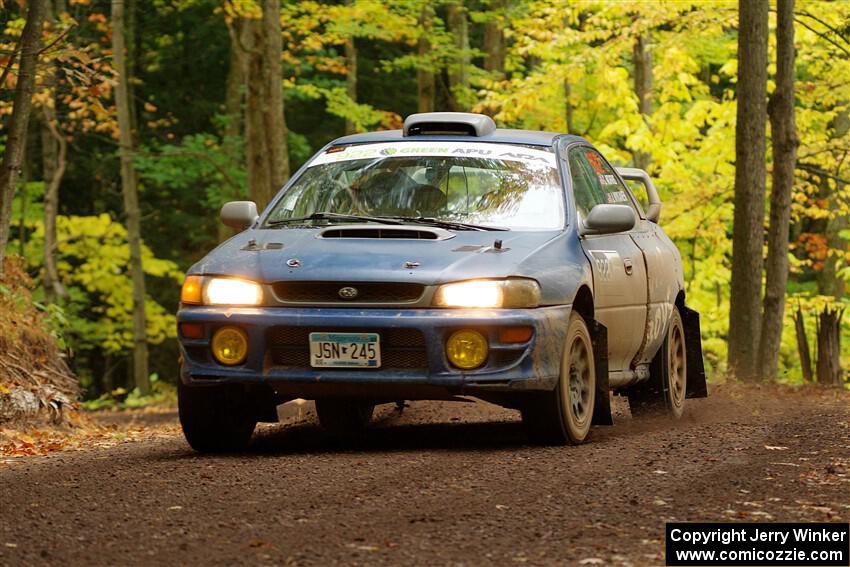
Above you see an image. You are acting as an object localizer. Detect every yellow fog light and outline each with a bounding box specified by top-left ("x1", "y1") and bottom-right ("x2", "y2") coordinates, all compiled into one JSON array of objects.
[
  {"x1": 211, "y1": 326, "x2": 248, "y2": 366},
  {"x1": 446, "y1": 330, "x2": 488, "y2": 370}
]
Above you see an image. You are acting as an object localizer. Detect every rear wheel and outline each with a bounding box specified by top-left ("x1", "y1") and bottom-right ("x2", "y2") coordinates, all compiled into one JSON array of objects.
[
  {"x1": 315, "y1": 398, "x2": 375, "y2": 434},
  {"x1": 178, "y1": 382, "x2": 257, "y2": 453},
  {"x1": 522, "y1": 312, "x2": 596, "y2": 445},
  {"x1": 627, "y1": 307, "x2": 687, "y2": 418}
]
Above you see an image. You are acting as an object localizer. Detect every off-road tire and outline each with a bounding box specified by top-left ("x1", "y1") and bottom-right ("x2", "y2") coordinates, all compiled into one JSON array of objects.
[
  {"x1": 178, "y1": 382, "x2": 257, "y2": 453},
  {"x1": 315, "y1": 399, "x2": 375, "y2": 434},
  {"x1": 522, "y1": 312, "x2": 596, "y2": 445},
  {"x1": 627, "y1": 307, "x2": 687, "y2": 418}
]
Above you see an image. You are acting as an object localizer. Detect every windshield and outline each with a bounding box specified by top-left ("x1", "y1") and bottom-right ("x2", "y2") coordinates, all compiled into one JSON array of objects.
[{"x1": 264, "y1": 142, "x2": 565, "y2": 230}]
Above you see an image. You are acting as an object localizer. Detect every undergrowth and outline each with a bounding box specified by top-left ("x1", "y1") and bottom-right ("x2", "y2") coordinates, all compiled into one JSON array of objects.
[{"x1": 0, "y1": 257, "x2": 79, "y2": 424}]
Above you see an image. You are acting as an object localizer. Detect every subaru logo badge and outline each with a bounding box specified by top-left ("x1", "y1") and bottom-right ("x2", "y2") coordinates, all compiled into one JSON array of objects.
[{"x1": 338, "y1": 286, "x2": 359, "y2": 300}]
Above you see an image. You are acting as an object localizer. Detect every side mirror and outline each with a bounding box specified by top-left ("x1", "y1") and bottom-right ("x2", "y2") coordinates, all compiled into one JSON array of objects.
[
  {"x1": 583, "y1": 204, "x2": 636, "y2": 235},
  {"x1": 615, "y1": 167, "x2": 661, "y2": 223},
  {"x1": 220, "y1": 201, "x2": 259, "y2": 230}
]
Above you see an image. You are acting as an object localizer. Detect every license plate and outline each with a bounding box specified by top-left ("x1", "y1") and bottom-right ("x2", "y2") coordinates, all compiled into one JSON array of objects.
[{"x1": 309, "y1": 332, "x2": 381, "y2": 368}]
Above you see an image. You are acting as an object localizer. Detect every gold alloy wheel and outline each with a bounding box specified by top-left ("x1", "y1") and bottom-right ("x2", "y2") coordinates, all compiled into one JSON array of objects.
[
  {"x1": 568, "y1": 335, "x2": 593, "y2": 426},
  {"x1": 560, "y1": 313, "x2": 595, "y2": 443},
  {"x1": 668, "y1": 310, "x2": 687, "y2": 417}
]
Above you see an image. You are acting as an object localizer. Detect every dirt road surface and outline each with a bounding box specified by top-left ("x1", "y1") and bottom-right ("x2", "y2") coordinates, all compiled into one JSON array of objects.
[{"x1": 1, "y1": 385, "x2": 848, "y2": 566}]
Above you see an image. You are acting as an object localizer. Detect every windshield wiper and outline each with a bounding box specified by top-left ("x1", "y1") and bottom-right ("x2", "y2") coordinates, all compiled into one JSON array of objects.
[
  {"x1": 267, "y1": 212, "x2": 508, "y2": 231},
  {"x1": 382, "y1": 216, "x2": 509, "y2": 232},
  {"x1": 266, "y1": 211, "x2": 403, "y2": 227}
]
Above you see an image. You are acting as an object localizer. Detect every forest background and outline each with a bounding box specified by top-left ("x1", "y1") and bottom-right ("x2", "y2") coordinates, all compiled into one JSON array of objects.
[{"x1": 0, "y1": 0, "x2": 847, "y2": 406}]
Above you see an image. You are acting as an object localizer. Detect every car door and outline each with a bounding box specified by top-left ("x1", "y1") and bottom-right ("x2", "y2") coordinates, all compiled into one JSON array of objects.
[
  {"x1": 567, "y1": 146, "x2": 648, "y2": 374},
  {"x1": 629, "y1": 212, "x2": 683, "y2": 367}
]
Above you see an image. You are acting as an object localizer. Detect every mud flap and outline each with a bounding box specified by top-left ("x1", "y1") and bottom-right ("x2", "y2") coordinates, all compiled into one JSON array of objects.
[
  {"x1": 681, "y1": 306, "x2": 708, "y2": 399},
  {"x1": 590, "y1": 319, "x2": 613, "y2": 425}
]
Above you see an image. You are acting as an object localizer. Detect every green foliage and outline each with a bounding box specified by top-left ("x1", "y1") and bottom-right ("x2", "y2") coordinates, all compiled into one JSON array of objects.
[
  {"x1": 473, "y1": 0, "x2": 850, "y2": 379},
  {"x1": 80, "y1": 374, "x2": 177, "y2": 411},
  {"x1": 136, "y1": 132, "x2": 247, "y2": 212},
  {"x1": 3, "y1": 0, "x2": 849, "y2": 394},
  {"x1": 15, "y1": 214, "x2": 182, "y2": 357}
]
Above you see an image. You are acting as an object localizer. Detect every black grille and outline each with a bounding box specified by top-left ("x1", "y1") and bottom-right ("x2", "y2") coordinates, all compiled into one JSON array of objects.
[
  {"x1": 267, "y1": 327, "x2": 428, "y2": 370},
  {"x1": 490, "y1": 349, "x2": 524, "y2": 367},
  {"x1": 320, "y1": 228, "x2": 438, "y2": 239},
  {"x1": 272, "y1": 282, "x2": 425, "y2": 303}
]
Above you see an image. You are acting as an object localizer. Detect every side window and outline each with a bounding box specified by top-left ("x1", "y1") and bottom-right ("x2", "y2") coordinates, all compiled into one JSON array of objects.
[
  {"x1": 568, "y1": 147, "x2": 637, "y2": 220},
  {"x1": 624, "y1": 179, "x2": 649, "y2": 212}
]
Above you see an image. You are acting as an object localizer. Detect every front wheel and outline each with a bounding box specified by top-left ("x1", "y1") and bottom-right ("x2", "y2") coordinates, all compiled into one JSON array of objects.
[
  {"x1": 178, "y1": 382, "x2": 257, "y2": 453},
  {"x1": 627, "y1": 307, "x2": 687, "y2": 418},
  {"x1": 522, "y1": 312, "x2": 596, "y2": 445},
  {"x1": 315, "y1": 398, "x2": 375, "y2": 434}
]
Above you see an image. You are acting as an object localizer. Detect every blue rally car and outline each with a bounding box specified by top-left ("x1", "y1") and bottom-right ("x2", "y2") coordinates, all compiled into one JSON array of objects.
[{"x1": 177, "y1": 112, "x2": 706, "y2": 452}]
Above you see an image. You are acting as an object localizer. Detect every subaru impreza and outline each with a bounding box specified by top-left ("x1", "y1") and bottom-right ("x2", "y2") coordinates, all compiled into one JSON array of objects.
[{"x1": 176, "y1": 112, "x2": 706, "y2": 452}]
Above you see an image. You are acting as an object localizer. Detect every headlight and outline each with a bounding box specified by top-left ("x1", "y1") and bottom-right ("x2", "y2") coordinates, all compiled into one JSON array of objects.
[
  {"x1": 433, "y1": 279, "x2": 541, "y2": 308},
  {"x1": 181, "y1": 276, "x2": 263, "y2": 306},
  {"x1": 204, "y1": 278, "x2": 263, "y2": 306}
]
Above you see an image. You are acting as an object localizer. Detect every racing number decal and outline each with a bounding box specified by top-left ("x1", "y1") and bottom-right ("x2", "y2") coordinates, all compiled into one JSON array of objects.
[{"x1": 590, "y1": 251, "x2": 619, "y2": 282}]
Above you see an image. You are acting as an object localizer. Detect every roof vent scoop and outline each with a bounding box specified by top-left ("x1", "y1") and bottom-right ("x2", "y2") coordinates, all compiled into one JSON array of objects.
[{"x1": 403, "y1": 112, "x2": 496, "y2": 137}]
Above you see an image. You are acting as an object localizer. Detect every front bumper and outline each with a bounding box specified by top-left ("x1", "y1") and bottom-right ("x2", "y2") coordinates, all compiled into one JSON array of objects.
[{"x1": 177, "y1": 305, "x2": 570, "y2": 397}]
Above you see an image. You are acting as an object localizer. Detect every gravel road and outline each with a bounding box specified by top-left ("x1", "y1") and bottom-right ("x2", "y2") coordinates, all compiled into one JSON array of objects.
[{"x1": 1, "y1": 384, "x2": 848, "y2": 566}]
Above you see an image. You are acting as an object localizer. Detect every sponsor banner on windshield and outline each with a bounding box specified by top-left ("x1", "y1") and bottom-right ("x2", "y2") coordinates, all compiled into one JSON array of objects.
[{"x1": 311, "y1": 141, "x2": 558, "y2": 169}]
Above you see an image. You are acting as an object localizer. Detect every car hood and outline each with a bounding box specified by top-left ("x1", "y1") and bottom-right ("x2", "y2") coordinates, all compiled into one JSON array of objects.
[{"x1": 189, "y1": 226, "x2": 564, "y2": 285}]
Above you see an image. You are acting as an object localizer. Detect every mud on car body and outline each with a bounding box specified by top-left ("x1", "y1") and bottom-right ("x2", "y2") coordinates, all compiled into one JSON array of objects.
[{"x1": 176, "y1": 112, "x2": 707, "y2": 452}]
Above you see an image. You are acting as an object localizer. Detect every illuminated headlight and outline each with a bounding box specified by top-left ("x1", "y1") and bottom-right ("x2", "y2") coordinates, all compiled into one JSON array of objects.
[
  {"x1": 433, "y1": 279, "x2": 541, "y2": 308},
  {"x1": 203, "y1": 278, "x2": 263, "y2": 306}
]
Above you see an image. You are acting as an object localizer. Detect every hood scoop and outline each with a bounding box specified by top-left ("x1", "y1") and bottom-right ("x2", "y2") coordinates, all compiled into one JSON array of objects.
[
  {"x1": 241, "y1": 239, "x2": 284, "y2": 251},
  {"x1": 318, "y1": 224, "x2": 455, "y2": 241}
]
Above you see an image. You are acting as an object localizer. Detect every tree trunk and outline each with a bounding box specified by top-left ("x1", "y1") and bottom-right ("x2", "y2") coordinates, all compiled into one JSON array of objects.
[
  {"x1": 417, "y1": 4, "x2": 435, "y2": 113},
  {"x1": 815, "y1": 307, "x2": 844, "y2": 387},
  {"x1": 0, "y1": 0, "x2": 46, "y2": 275},
  {"x1": 243, "y1": 0, "x2": 289, "y2": 211},
  {"x1": 18, "y1": 135, "x2": 31, "y2": 258},
  {"x1": 757, "y1": 0, "x2": 797, "y2": 383},
  {"x1": 126, "y1": 0, "x2": 139, "y2": 139},
  {"x1": 42, "y1": 107, "x2": 68, "y2": 302},
  {"x1": 42, "y1": 0, "x2": 68, "y2": 302},
  {"x1": 244, "y1": 17, "x2": 270, "y2": 209},
  {"x1": 344, "y1": 36, "x2": 358, "y2": 134},
  {"x1": 815, "y1": 108, "x2": 849, "y2": 299},
  {"x1": 342, "y1": 0, "x2": 358, "y2": 134},
  {"x1": 224, "y1": 19, "x2": 244, "y2": 141},
  {"x1": 632, "y1": 33, "x2": 653, "y2": 170},
  {"x1": 446, "y1": 1, "x2": 469, "y2": 112},
  {"x1": 727, "y1": 0, "x2": 769, "y2": 382},
  {"x1": 564, "y1": 79, "x2": 574, "y2": 134},
  {"x1": 794, "y1": 305, "x2": 813, "y2": 383},
  {"x1": 817, "y1": 214, "x2": 849, "y2": 298},
  {"x1": 221, "y1": 18, "x2": 247, "y2": 242},
  {"x1": 112, "y1": 0, "x2": 150, "y2": 396},
  {"x1": 483, "y1": 0, "x2": 506, "y2": 74},
  {"x1": 261, "y1": 0, "x2": 289, "y2": 199}
]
